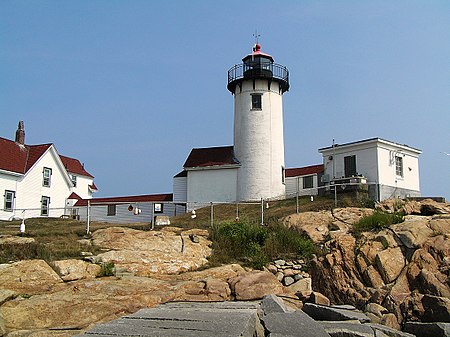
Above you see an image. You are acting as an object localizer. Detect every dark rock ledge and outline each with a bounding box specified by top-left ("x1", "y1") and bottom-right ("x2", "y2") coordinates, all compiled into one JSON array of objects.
[{"x1": 76, "y1": 294, "x2": 449, "y2": 337}]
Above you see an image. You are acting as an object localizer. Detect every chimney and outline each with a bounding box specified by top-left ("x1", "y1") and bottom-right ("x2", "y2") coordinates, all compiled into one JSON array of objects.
[{"x1": 15, "y1": 121, "x2": 25, "y2": 145}]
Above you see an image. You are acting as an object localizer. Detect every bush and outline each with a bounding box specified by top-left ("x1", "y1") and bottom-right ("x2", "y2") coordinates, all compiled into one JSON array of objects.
[
  {"x1": 99, "y1": 261, "x2": 115, "y2": 277},
  {"x1": 210, "y1": 220, "x2": 315, "y2": 269},
  {"x1": 352, "y1": 211, "x2": 404, "y2": 236}
]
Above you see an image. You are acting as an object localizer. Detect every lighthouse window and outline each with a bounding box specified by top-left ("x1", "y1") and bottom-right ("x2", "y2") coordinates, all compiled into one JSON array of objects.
[{"x1": 251, "y1": 94, "x2": 262, "y2": 110}]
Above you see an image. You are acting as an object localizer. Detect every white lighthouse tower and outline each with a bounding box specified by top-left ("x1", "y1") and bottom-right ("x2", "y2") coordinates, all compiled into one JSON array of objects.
[{"x1": 227, "y1": 43, "x2": 290, "y2": 201}]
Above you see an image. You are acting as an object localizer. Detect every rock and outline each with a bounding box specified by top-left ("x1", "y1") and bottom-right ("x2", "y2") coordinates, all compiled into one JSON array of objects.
[
  {"x1": 262, "y1": 310, "x2": 331, "y2": 337},
  {"x1": 368, "y1": 323, "x2": 416, "y2": 337},
  {"x1": 283, "y1": 211, "x2": 333, "y2": 242},
  {"x1": 333, "y1": 207, "x2": 375, "y2": 225},
  {"x1": 365, "y1": 303, "x2": 388, "y2": 318},
  {"x1": 80, "y1": 301, "x2": 263, "y2": 337},
  {"x1": 274, "y1": 259, "x2": 286, "y2": 267},
  {"x1": 404, "y1": 322, "x2": 450, "y2": 337},
  {"x1": 173, "y1": 278, "x2": 231, "y2": 302},
  {"x1": 392, "y1": 216, "x2": 434, "y2": 248},
  {"x1": 363, "y1": 265, "x2": 385, "y2": 289},
  {"x1": 188, "y1": 234, "x2": 199, "y2": 243},
  {"x1": 286, "y1": 277, "x2": 312, "y2": 294},
  {"x1": 92, "y1": 227, "x2": 212, "y2": 275},
  {"x1": 275, "y1": 271, "x2": 284, "y2": 282},
  {"x1": 229, "y1": 271, "x2": 283, "y2": 300},
  {"x1": 302, "y1": 303, "x2": 371, "y2": 323},
  {"x1": 261, "y1": 294, "x2": 289, "y2": 314},
  {"x1": 375, "y1": 247, "x2": 405, "y2": 284},
  {"x1": 0, "y1": 288, "x2": 17, "y2": 305},
  {"x1": 0, "y1": 260, "x2": 63, "y2": 295},
  {"x1": 421, "y1": 295, "x2": 450, "y2": 322},
  {"x1": 419, "y1": 269, "x2": 450, "y2": 298},
  {"x1": 310, "y1": 292, "x2": 331, "y2": 306},
  {"x1": 380, "y1": 313, "x2": 400, "y2": 330},
  {"x1": 0, "y1": 276, "x2": 175, "y2": 333},
  {"x1": 51, "y1": 259, "x2": 101, "y2": 282},
  {"x1": 283, "y1": 276, "x2": 295, "y2": 286},
  {"x1": 320, "y1": 321, "x2": 374, "y2": 337},
  {"x1": 420, "y1": 199, "x2": 450, "y2": 215}
]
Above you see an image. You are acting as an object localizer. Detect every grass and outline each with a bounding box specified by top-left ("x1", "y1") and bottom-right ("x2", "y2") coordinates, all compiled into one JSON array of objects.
[
  {"x1": 0, "y1": 218, "x2": 148, "y2": 264},
  {"x1": 351, "y1": 211, "x2": 404, "y2": 236},
  {"x1": 209, "y1": 219, "x2": 316, "y2": 270}
]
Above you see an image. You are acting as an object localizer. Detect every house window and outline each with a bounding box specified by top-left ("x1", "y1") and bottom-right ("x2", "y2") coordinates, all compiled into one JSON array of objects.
[
  {"x1": 344, "y1": 155, "x2": 357, "y2": 177},
  {"x1": 71, "y1": 175, "x2": 77, "y2": 187},
  {"x1": 395, "y1": 156, "x2": 404, "y2": 177},
  {"x1": 303, "y1": 176, "x2": 314, "y2": 189},
  {"x1": 41, "y1": 196, "x2": 50, "y2": 216},
  {"x1": 251, "y1": 94, "x2": 262, "y2": 110},
  {"x1": 43, "y1": 167, "x2": 52, "y2": 187},
  {"x1": 4, "y1": 190, "x2": 15, "y2": 211},
  {"x1": 154, "y1": 203, "x2": 163, "y2": 213},
  {"x1": 107, "y1": 204, "x2": 116, "y2": 216}
]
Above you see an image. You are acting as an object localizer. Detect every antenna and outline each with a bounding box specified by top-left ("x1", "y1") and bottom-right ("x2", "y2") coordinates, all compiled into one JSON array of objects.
[{"x1": 253, "y1": 30, "x2": 261, "y2": 45}]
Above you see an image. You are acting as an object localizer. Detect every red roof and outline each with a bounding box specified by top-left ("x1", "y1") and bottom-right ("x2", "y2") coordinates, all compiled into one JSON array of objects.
[
  {"x1": 68, "y1": 192, "x2": 82, "y2": 200},
  {"x1": 184, "y1": 146, "x2": 240, "y2": 168},
  {"x1": 285, "y1": 164, "x2": 324, "y2": 178},
  {"x1": 89, "y1": 182, "x2": 98, "y2": 191},
  {"x1": 0, "y1": 136, "x2": 94, "y2": 181},
  {"x1": 242, "y1": 43, "x2": 274, "y2": 62},
  {"x1": 74, "y1": 193, "x2": 173, "y2": 206},
  {"x1": 0, "y1": 137, "x2": 52, "y2": 174},
  {"x1": 60, "y1": 155, "x2": 94, "y2": 178}
]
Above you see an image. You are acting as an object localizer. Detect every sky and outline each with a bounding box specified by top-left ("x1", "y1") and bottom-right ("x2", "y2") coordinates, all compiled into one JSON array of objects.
[{"x1": 1, "y1": 1, "x2": 449, "y2": 200}]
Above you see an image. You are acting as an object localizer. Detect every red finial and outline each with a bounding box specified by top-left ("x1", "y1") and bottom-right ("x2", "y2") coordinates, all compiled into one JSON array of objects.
[{"x1": 253, "y1": 43, "x2": 261, "y2": 52}]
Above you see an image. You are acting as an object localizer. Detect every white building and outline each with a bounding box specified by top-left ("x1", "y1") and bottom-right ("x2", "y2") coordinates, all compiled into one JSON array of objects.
[
  {"x1": 319, "y1": 138, "x2": 421, "y2": 201},
  {"x1": 174, "y1": 43, "x2": 290, "y2": 208},
  {"x1": 0, "y1": 121, "x2": 97, "y2": 220},
  {"x1": 285, "y1": 164, "x2": 324, "y2": 197}
]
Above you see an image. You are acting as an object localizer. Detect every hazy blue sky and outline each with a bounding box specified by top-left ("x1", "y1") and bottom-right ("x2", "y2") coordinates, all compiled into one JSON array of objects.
[{"x1": 1, "y1": 1, "x2": 449, "y2": 200}]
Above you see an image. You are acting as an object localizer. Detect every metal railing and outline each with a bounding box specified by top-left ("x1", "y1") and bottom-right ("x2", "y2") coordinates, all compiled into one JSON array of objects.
[{"x1": 227, "y1": 63, "x2": 289, "y2": 92}]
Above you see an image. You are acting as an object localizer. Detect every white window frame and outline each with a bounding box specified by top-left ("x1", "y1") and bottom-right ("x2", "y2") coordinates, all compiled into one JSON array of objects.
[
  {"x1": 43, "y1": 167, "x2": 52, "y2": 187},
  {"x1": 4, "y1": 190, "x2": 15, "y2": 212},
  {"x1": 303, "y1": 176, "x2": 314, "y2": 189},
  {"x1": 395, "y1": 156, "x2": 404, "y2": 178},
  {"x1": 71, "y1": 174, "x2": 77, "y2": 187},
  {"x1": 41, "y1": 196, "x2": 50, "y2": 216},
  {"x1": 251, "y1": 93, "x2": 262, "y2": 110}
]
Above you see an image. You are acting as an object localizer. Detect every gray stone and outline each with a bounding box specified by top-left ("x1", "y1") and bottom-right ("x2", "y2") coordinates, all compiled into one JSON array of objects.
[
  {"x1": 262, "y1": 310, "x2": 330, "y2": 337},
  {"x1": 320, "y1": 321, "x2": 374, "y2": 337},
  {"x1": 77, "y1": 301, "x2": 263, "y2": 337},
  {"x1": 294, "y1": 273, "x2": 303, "y2": 281},
  {"x1": 303, "y1": 303, "x2": 371, "y2": 323},
  {"x1": 284, "y1": 276, "x2": 295, "y2": 286},
  {"x1": 261, "y1": 294, "x2": 288, "y2": 314},
  {"x1": 331, "y1": 304, "x2": 357, "y2": 310},
  {"x1": 404, "y1": 322, "x2": 450, "y2": 337},
  {"x1": 274, "y1": 259, "x2": 286, "y2": 267},
  {"x1": 368, "y1": 323, "x2": 416, "y2": 337}
]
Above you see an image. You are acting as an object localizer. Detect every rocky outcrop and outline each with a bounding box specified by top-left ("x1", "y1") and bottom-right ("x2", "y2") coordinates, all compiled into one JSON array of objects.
[
  {"x1": 90, "y1": 227, "x2": 212, "y2": 275},
  {"x1": 310, "y1": 206, "x2": 450, "y2": 327}
]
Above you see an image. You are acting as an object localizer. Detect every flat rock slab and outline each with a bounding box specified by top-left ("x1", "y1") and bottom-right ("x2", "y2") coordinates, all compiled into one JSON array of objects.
[
  {"x1": 262, "y1": 310, "x2": 331, "y2": 337},
  {"x1": 77, "y1": 301, "x2": 262, "y2": 337},
  {"x1": 303, "y1": 303, "x2": 371, "y2": 323},
  {"x1": 320, "y1": 321, "x2": 374, "y2": 337},
  {"x1": 404, "y1": 322, "x2": 450, "y2": 337}
]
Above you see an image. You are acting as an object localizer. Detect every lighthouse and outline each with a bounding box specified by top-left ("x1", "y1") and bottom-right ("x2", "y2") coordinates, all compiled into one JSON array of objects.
[{"x1": 227, "y1": 43, "x2": 290, "y2": 201}]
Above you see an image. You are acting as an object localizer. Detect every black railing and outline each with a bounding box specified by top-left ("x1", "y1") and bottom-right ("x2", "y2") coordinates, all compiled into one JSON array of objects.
[{"x1": 227, "y1": 63, "x2": 289, "y2": 93}]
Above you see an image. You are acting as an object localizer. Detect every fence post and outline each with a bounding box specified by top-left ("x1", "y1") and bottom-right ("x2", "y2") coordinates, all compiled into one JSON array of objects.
[
  {"x1": 296, "y1": 191, "x2": 299, "y2": 214},
  {"x1": 260, "y1": 198, "x2": 264, "y2": 225},
  {"x1": 86, "y1": 200, "x2": 90, "y2": 236},
  {"x1": 236, "y1": 202, "x2": 239, "y2": 221},
  {"x1": 210, "y1": 202, "x2": 214, "y2": 227}
]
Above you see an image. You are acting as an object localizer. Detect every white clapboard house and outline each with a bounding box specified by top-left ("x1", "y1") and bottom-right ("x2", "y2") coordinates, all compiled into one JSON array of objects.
[{"x1": 0, "y1": 121, "x2": 97, "y2": 220}]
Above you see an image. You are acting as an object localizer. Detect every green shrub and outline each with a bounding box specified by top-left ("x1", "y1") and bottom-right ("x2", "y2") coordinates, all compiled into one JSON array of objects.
[
  {"x1": 210, "y1": 220, "x2": 315, "y2": 269},
  {"x1": 352, "y1": 211, "x2": 404, "y2": 236},
  {"x1": 99, "y1": 261, "x2": 115, "y2": 277}
]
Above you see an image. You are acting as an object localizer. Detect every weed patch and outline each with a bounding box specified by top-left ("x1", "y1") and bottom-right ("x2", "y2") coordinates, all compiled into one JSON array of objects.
[{"x1": 352, "y1": 211, "x2": 404, "y2": 236}]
